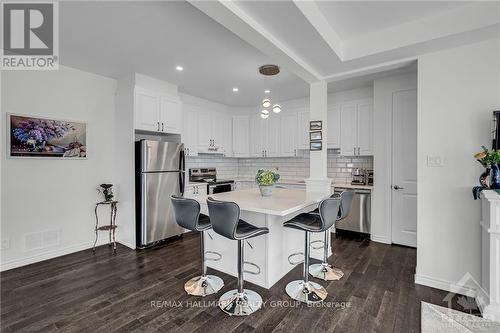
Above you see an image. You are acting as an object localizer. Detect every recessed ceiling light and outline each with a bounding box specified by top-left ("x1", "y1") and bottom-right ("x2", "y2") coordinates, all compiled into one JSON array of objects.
[
  {"x1": 175, "y1": 65, "x2": 183, "y2": 71},
  {"x1": 264, "y1": 90, "x2": 270, "y2": 94},
  {"x1": 233, "y1": 87, "x2": 239, "y2": 92}
]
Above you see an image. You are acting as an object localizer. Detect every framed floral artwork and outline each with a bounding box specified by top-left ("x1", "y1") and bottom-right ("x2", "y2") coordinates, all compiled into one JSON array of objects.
[{"x1": 8, "y1": 114, "x2": 87, "y2": 158}]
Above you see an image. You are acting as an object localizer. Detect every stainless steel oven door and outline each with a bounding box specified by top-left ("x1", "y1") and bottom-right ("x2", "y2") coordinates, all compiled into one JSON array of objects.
[{"x1": 209, "y1": 183, "x2": 234, "y2": 194}]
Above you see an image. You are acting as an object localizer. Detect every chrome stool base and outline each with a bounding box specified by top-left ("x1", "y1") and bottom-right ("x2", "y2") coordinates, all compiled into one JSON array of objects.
[
  {"x1": 184, "y1": 275, "x2": 224, "y2": 297},
  {"x1": 309, "y1": 263, "x2": 344, "y2": 281},
  {"x1": 285, "y1": 280, "x2": 327, "y2": 304},
  {"x1": 218, "y1": 289, "x2": 263, "y2": 316}
]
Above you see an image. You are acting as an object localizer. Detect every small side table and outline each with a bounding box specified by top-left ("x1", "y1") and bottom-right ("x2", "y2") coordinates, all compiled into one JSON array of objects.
[{"x1": 93, "y1": 201, "x2": 118, "y2": 254}]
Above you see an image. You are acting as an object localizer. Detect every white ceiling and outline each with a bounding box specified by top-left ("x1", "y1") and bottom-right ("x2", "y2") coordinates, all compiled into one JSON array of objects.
[
  {"x1": 59, "y1": 1, "x2": 309, "y2": 107},
  {"x1": 59, "y1": 1, "x2": 500, "y2": 107},
  {"x1": 316, "y1": 1, "x2": 467, "y2": 39}
]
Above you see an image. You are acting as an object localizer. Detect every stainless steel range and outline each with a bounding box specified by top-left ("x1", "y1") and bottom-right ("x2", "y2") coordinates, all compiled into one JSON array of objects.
[{"x1": 189, "y1": 168, "x2": 235, "y2": 194}]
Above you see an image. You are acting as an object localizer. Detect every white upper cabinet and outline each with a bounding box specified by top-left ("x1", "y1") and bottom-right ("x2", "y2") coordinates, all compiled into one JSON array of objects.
[
  {"x1": 134, "y1": 87, "x2": 182, "y2": 134},
  {"x1": 218, "y1": 115, "x2": 233, "y2": 156},
  {"x1": 250, "y1": 114, "x2": 267, "y2": 157},
  {"x1": 232, "y1": 115, "x2": 250, "y2": 157},
  {"x1": 160, "y1": 96, "x2": 182, "y2": 134},
  {"x1": 266, "y1": 115, "x2": 281, "y2": 157},
  {"x1": 357, "y1": 101, "x2": 373, "y2": 156},
  {"x1": 193, "y1": 109, "x2": 231, "y2": 155},
  {"x1": 182, "y1": 108, "x2": 198, "y2": 157},
  {"x1": 297, "y1": 110, "x2": 310, "y2": 150},
  {"x1": 135, "y1": 88, "x2": 160, "y2": 132},
  {"x1": 340, "y1": 99, "x2": 373, "y2": 156},
  {"x1": 327, "y1": 104, "x2": 341, "y2": 149},
  {"x1": 197, "y1": 110, "x2": 212, "y2": 151},
  {"x1": 280, "y1": 112, "x2": 298, "y2": 157}
]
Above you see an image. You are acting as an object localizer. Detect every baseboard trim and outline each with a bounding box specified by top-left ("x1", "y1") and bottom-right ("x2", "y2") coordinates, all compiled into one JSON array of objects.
[
  {"x1": 371, "y1": 234, "x2": 391, "y2": 244},
  {"x1": 0, "y1": 239, "x2": 109, "y2": 272},
  {"x1": 414, "y1": 273, "x2": 477, "y2": 298}
]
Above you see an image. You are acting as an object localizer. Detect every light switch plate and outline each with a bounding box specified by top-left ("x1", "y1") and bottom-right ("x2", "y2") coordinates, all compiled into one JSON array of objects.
[
  {"x1": 427, "y1": 155, "x2": 444, "y2": 167},
  {"x1": 1, "y1": 238, "x2": 10, "y2": 250}
]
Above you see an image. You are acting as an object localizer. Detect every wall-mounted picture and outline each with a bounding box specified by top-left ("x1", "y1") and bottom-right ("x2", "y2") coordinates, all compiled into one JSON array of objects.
[
  {"x1": 9, "y1": 114, "x2": 87, "y2": 158},
  {"x1": 310, "y1": 141, "x2": 322, "y2": 151},
  {"x1": 310, "y1": 131, "x2": 322, "y2": 141},
  {"x1": 310, "y1": 120, "x2": 322, "y2": 131}
]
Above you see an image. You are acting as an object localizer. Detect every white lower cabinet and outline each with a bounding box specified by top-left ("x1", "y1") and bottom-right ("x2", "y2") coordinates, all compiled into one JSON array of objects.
[{"x1": 184, "y1": 184, "x2": 207, "y2": 199}]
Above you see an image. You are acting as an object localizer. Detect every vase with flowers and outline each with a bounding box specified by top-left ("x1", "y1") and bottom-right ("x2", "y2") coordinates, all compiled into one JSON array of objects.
[
  {"x1": 474, "y1": 147, "x2": 500, "y2": 197},
  {"x1": 255, "y1": 169, "x2": 280, "y2": 197}
]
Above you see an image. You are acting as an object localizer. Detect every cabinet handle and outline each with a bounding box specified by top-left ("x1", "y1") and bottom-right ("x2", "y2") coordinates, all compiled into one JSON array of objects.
[
  {"x1": 161, "y1": 123, "x2": 164, "y2": 132},
  {"x1": 157, "y1": 122, "x2": 160, "y2": 131}
]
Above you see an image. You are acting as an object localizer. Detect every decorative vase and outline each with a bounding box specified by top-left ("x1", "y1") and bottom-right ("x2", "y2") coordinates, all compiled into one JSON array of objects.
[
  {"x1": 490, "y1": 164, "x2": 500, "y2": 189},
  {"x1": 259, "y1": 185, "x2": 274, "y2": 197},
  {"x1": 480, "y1": 168, "x2": 490, "y2": 188}
]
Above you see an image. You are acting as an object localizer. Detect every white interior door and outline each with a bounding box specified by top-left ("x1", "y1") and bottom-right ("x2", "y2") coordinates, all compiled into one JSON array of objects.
[{"x1": 391, "y1": 89, "x2": 417, "y2": 247}]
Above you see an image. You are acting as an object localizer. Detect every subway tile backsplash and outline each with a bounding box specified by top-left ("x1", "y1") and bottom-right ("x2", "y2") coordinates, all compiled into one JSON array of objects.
[{"x1": 186, "y1": 150, "x2": 373, "y2": 184}]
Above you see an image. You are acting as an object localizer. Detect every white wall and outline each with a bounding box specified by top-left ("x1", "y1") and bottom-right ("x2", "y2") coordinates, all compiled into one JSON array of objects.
[
  {"x1": 1, "y1": 66, "x2": 117, "y2": 270},
  {"x1": 416, "y1": 39, "x2": 500, "y2": 294},
  {"x1": 372, "y1": 72, "x2": 417, "y2": 244}
]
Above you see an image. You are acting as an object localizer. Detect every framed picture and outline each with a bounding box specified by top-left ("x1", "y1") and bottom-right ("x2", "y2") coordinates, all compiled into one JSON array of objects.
[
  {"x1": 310, "y1": 120, "x2": 322, "y2": 131},
  {"x1": 310, "y1": 131, "x2": 322, "y2": 141},
  {"x1": 310, "y1": 141, "x2": 322, "y2": 151},
  {"x1": 8, "y1": 113, "x2": 87, "y2": 158}
]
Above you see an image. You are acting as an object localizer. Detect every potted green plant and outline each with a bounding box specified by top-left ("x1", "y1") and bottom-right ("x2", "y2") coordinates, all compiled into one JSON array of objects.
[{"x1": 255, "y1": 169, "x2": 280, "y2": 197}]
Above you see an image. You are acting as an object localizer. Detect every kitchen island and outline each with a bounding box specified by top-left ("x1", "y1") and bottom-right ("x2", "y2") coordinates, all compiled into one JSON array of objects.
[{"x1": 196, "y1": 188, "x2": 330, "y2": 289}]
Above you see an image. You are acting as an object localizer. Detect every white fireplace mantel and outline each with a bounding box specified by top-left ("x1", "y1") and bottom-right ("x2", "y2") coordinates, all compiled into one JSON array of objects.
[{"x1": 479, "y1": 190, "x2": 500, "y2": 321}]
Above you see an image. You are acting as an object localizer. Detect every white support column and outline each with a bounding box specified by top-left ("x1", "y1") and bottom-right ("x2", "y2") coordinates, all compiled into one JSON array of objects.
[{"x1": 306, "y1": 81, "x2": 331, "y2": 193}]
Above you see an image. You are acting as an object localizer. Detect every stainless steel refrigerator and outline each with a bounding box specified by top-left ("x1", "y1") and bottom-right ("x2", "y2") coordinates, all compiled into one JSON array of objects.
[{"x1": 136, "y1": 140, "x2": 185, "y2": 248}]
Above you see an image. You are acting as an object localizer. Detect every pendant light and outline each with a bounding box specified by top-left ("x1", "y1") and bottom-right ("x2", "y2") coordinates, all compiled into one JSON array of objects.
[
  {"x1": 262, "y1": 98, "x2": 271, "y2": 108},
  {"x1": 272, "y1": 104, "x2": 281, "y2": 113}
]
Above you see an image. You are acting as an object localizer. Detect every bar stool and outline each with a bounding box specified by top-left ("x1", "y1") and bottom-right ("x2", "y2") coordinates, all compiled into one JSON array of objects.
[
  {"x1": 207, "y1": 197, "x2": 269, "y2": 316},
  {"x1": 283, "y1": 197, "x2": 341, "y2": 304},
  {"x1": 171, "y1": 195, "x2": 224, "y2": 297},
  {"x1": 309, "y1": 190, "x2": 355, "y2": 281}
]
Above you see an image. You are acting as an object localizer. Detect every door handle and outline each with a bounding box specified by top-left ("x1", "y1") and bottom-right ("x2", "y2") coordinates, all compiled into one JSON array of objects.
[{"x1": 393, "y1": 185, "x2": 404, "y2": 190}]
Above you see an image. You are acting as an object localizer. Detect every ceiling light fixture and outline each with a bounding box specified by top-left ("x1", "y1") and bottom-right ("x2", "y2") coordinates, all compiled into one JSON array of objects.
[
  {"x1": 259, "y1": 64, "x2": 280, "y2": 76},
  {"x1": 264, "y1": 90, "x2": 270, "y2": 94},
  {"x1": 260, "y1": 113, "x2": 269, "y2": 119},
  {"x1": 261, "y1": 109, "x2": 269, "y2": 115},
  {"x1": 272, "y1": 104, "x2": 281, "y2": 113},
  {"x1": 175, "y1": 65, "x2": 183, "y2": 71},
  {"x1": 232, "y1": 87, "x2": 239, "y2": 92},
  {"x1": 262, "y1": 98, "x2": 271, "y2": 108}
]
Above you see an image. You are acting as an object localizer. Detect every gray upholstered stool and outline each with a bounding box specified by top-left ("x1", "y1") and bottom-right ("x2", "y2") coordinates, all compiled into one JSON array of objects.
[
  {"x1": 283, "y1": 197, "x2": 341, "y2": 304},
  {"x1": 309, "y1": 190, "x2": 355, "y2": 281},
  {"x1": 171, "y1": 195, "x2": 224, "y2": 297},
  {"x1": 207, "y1": 197, "x2": 269, "y2": 316}
]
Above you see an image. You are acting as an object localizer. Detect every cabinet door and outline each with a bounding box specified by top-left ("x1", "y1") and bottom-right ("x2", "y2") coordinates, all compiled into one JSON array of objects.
[
  {"x1": 327, "y1": 104, "x2": 341, "y2": 149},
  {"x1": 357, "y1": 100, "x2": 373, "y2": 156},
  {"x1": 266, "y1": 115, "x2": 281, "y2": 157},
  {"x1": 182, "y1": 109, "x2": 198, "y2": 156},
  {"x1": 250, "y1": 115, "x2": 265, "y2": 157},
  {"x1": 197, "y1": 111, "x2": 212, "y2": 150},
  {"x1": 211, "y1": 113, "x2": 225, "y2": 150},
  {"x1": 280, "y1": 113, "x2": 297, "y2": 156},
  {"x1": 340, "y1": 102, "x2": 357, "y2": 156},
  {"x1": 218, "y1": 115, "x2": 233, "y2": 156},
  {"x1": 135, "y1": 88, "x2": 160, "y2": 132},
  {"x1": 297, "y1": 111, "x2": 310, "y2": 150},
  {"x1": 232, "y1": 116, "x2": 250, "y2": 157},
  {"x1": 160, "y1": 96, "x2": 182, "y2": 134}
]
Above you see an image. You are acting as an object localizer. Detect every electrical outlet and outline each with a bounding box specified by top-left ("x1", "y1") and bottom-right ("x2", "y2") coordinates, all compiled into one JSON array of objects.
[
  {"x1": 1, "y1": 238, "x2": 10, "y2": 250},
  {"x1": 427, "y1": 155, "x2": 444, "y2": 167}
]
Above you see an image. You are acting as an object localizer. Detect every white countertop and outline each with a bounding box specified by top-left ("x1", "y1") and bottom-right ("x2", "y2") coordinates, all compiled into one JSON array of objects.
[
  {"x1": 196, "y1": 188, "x2": 329, "y2": 216},
  {"x1": 236, "y1": 178, "x2": 372, "y2": 191}
]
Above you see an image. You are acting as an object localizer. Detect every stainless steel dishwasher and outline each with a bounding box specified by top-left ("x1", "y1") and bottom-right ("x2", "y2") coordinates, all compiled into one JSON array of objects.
[{"x1": 334, "y1": 188, "x2": 371, "y2": 234}]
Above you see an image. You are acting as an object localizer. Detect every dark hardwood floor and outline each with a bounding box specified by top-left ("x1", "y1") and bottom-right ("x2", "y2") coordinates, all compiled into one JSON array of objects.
[{"x1": 1, "y1": 232, "x2": 476, "y2": 332}]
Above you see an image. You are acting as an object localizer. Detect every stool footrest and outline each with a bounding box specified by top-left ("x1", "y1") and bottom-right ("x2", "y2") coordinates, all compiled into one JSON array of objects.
[
  {"x1": 288, "y1": 252, "x2": 304, "y2": 265},
  {"x1": 205, "y1": 251, "x2": 222, "y2": 261},
  {"x1": 310, "y1": 239, "x2": 325, "y2": 250},
  {"x1": 243, "y1": 261, "x2": 261, "y2": 275}
]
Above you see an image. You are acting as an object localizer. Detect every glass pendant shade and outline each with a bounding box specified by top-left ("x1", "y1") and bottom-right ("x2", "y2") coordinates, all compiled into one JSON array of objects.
[
  {"x1": 262, "y1": 98, "x2": 271, "y2": 108},
  {"x1": 272, "y1": 104, "x2": 281, "y2": 113},
  {"x1": 261, "y1": 109, "x2": 269, "y2": 115},
  {"x1": 260, "y1": 112, "x2": 269, "y2": 119}
]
